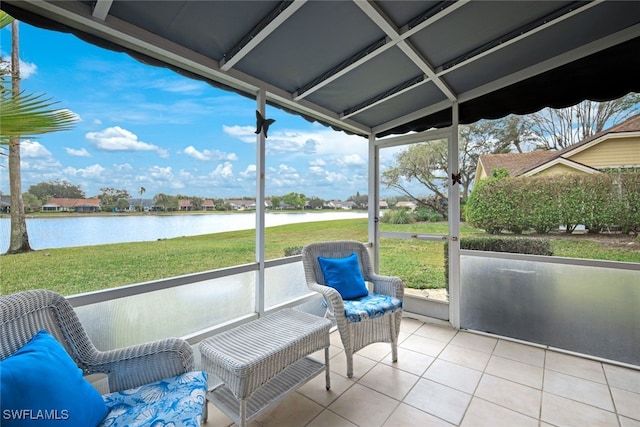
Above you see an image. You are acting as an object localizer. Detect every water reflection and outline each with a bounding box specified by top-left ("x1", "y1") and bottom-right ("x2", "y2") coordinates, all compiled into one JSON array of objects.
[{"x1": 0, "y1": 211, "x2": 367, "y2": 252}]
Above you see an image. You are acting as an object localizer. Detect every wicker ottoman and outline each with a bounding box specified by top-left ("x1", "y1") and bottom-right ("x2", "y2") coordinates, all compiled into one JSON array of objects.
[{"x1": 199, "y1": 309, "x2": 332, "y2": 427}]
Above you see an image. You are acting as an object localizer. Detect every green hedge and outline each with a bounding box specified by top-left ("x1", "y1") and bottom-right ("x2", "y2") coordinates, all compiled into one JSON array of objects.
[{"x1": 466, "y1": 173, "x2": 640, "y2": 234}]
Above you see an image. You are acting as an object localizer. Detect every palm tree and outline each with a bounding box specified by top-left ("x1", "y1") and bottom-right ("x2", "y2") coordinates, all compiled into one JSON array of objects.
[
  {"x1": 2, "y1": 13, "x2": 77, "y2": 254},
  {"x1": 138, "y1": 186, "x2": 146, "y2": 211}
]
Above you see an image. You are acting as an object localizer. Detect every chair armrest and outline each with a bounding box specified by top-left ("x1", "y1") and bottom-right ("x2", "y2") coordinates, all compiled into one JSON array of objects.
[
  {"x1": 368, "y1": 273, "x2": 404, "y2": 300},
  {"x1": 307, "y1": 280, "x2": 345, "y2": 316},
  {"x1": 84, "y1": 337, "x2": 195, "y2": 393}
]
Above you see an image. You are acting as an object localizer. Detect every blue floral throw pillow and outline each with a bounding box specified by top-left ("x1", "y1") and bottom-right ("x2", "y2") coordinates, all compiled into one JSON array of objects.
[
  {"x1": 0, "y1": 329, "x2": 108, "y2": 427},
  {"x1": 318, "y1": 252, "x2": 369, "y2": 300}
]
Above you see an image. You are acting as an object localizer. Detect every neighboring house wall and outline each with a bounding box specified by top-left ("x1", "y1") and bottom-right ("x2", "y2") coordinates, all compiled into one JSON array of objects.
[
  {"x1": 568, "y1": 136, "x2": 640, "y2": 169},
  {"x1": 536, "y1": 163, "x2": 587, "y2": 175}
]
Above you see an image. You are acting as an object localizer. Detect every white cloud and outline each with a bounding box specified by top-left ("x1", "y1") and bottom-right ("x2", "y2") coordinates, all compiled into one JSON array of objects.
[
  {"x1": 240, "y1": 164, "x2": 256, "y2": 178},
  {"x1": 113, "y1": 163, "x2": 134, "y2": 172},
  {"x1": 210, "y1": 162, "x2": 234, "y2": 178},
  {"x1": 182, "y1": 145, "x2": 238, "y2": 161},
  {"x1": 222, "y1": 125, "x2": 322, "y2": 155},
  {"x1": 337, "y1": 153, "x2": 366, "y2": 167},
  {"x1": 65, "y1": 147, "x2": 91, "y2": 157},
  {"x1": 62, "y1": 164, "x2": 107, "y2": 179},
  {"x1": 148, "y1": 165, "x2": 174, "y2": 180},
  {"x1": 223, "y1": 125, "x2": 255, "y2": 143},
  {"x1": 86, "y1": 126, "x2": 166, "y2": 156},
  {"x1": 19, "y1": 140, "x2": 52, "y2": 158},
  {"x1": 150, "y1": 78, "x2": 204, "y2": 94},
  {"x1": 20, "y1": 60, "x2": 37, "y2": 79}
]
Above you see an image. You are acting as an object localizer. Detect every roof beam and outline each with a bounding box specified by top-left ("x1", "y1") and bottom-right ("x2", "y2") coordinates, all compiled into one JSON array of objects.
[
  {"x1": 220, "y1": 0, "x2": 305, "y2": 71},
  {"x1": 337, "y1": 0, "x2": 457, "y2": 119},
  {"x1": 295, "y1": 1, "x2": 463, "y2": 103},
  {"x1": 341, "y1": 75, "x2": 427, "y2": 119},
  {"x1": 436, "y1": 1, "x2": 599, "y2": 76},
  {"x1": 91, "y1": 0, "x2": 112, "y2": 21},
  {"x1": 293, "y1": 36, "x2": 392, "y2": 101}
]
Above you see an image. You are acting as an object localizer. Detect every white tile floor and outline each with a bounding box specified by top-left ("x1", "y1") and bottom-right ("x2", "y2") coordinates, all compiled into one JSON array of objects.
[{"x1": 203, "y1": 316, "x2": 640, "y2": 427}]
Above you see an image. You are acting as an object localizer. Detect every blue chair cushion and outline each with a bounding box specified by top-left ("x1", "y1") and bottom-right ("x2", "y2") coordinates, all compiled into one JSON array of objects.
[
  {"x1": 0, "y1": 329, "x2": 108, "y2": 427},
  {"x1": 343, "y1": 293, "x2": 402, "y2": 323},
  {"x1": 317, "y1": 252, "x2": 369, "y2": 300},
  {"x1": 100, "y1": 371, "x2": 207, "y2": 427}
]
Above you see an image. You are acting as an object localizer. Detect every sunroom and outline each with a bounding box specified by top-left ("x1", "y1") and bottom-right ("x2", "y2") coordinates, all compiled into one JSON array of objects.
[{"x1": 2, "y1": 1, "x2": 639, "y2": 426}]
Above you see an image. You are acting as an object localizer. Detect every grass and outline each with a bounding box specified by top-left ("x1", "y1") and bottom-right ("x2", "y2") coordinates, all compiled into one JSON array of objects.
[{"x1": 1, "y1": 219, "x2": 638, "y2": 296}]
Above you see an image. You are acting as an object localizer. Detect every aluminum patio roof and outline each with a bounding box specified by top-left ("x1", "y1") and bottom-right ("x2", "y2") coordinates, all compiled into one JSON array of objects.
[{"x1": 3, "y1": 0, "x2": 639, "y2": 138}]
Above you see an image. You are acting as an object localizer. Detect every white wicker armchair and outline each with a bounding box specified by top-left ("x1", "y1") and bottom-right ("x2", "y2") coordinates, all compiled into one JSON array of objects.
[
  {"x1": 0, "y1": 289, "x2": 206, "y2": 426},
  {"x1": 302, "y1": 240, "x2": 404, "y2": 378}
]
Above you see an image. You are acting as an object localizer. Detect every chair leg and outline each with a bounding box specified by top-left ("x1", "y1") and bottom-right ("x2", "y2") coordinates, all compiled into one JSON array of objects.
[
  {"x1": 390, "y1": 313, "x2": 398, "y2": 363},
  {"x1": 345, "y1": 347, "x2": 354, "y2": 378},
  {"x1": 202, "y1": 398, "x2": 208, "y2": 423}
]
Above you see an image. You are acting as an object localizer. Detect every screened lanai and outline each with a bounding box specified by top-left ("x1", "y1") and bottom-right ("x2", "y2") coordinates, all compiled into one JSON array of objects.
[{"x1": 2, "y1": 0, "x2": 639, "y2": 369}]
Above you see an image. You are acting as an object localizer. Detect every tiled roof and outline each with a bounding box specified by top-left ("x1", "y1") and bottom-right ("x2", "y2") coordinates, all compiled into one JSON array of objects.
[
  {"x1": 45, "y1": 198, "x2": 100, "y2": 207},
  {"x1": 478, "y1": 151, "x2": 557, "y2": 178}
]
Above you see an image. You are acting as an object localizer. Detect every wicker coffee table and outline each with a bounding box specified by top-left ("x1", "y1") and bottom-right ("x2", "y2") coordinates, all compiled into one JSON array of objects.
[{"x1": 199, "y1": 309, "x2": 332, "y2": 427}]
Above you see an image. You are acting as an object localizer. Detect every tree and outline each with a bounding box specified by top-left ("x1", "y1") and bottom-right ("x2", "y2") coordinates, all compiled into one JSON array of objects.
[
  {"x1": 282, "y1": 192, "x2": 306, "y2": 209},
  {"x1": 381, "y1": 139, "x2": 449, "y2": 216},
  {"x1": 459, "y1": 120, "x2": 512, "y2": 199},
  {"x1": 270, "y1": 196, "x2": 281, "y2": 209},
  {"x1": 307, "y1": 196, "x2": 325, "y2": 210},
  {"x1": 28, "y1": 180, "x2": 85, "y2": 200},
  {"x1": 2, "y1": 13, "x2": 77, "y2": 254},
  {"x1": 528, "y1": 95, "x2": 640, "y2": 150},
  {"x1": 492, "y1": 114, "x2": 535, "y2": 154},
  {"x1": 138, "y1": 186, "x2": 146, "y2": 211},
  {"x1": 153, "y1": 193, "x2": 178, "y2": 211},
  {"x1": 98, "y1": 187, "x2": 130, "y2": 211},
  {"x1": 347, "y1": 192, "x2": 368, "y2": 209},
  {"x1": 21, "y1": 192, "x2": 41, "y2": 213}
]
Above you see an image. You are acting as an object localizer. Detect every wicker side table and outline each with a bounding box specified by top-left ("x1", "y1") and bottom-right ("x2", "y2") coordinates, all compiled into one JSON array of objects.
[{"x1": 199, "y1": 309, "x2": 331, "y2": 427}]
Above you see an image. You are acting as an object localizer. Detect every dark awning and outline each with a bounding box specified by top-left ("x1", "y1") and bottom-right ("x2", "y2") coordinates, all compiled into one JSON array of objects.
[{"x1": 3, "y1": 0, "x2": 639, "y2": 138}]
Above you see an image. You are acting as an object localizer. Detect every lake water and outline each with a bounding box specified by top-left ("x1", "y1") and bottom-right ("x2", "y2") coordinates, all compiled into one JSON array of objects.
[{"x1": 0, "y1": 212, "x2": 368, "y2": 252}]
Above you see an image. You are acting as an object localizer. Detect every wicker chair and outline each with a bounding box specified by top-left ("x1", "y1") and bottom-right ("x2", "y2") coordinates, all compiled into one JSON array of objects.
[
  {"x1": 0, "y1": 289, "x2": 206, "y2": 425},
  {"x1": 302, "y1": 240, "x2": 404, "y2": 377}
]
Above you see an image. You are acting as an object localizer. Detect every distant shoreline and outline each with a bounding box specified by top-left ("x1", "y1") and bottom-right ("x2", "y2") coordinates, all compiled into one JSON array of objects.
[{"x1": 0, "y1": 208, "x2": 368, "y2": 220}]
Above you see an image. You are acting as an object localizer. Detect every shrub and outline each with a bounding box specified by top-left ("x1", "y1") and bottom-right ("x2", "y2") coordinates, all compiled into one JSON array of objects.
[
  {"x1": 413, "y1": 208, "x2": 442, "y2": 222},
  {"x1": 380, "y1": 208, "x2": 416, "y2": 224},
  {"x1": 284, "y1": 246, "x2": 303, "y2": 256},
  {"x1": 466, "y1": 173, "x2": 639, "y2": 235}
]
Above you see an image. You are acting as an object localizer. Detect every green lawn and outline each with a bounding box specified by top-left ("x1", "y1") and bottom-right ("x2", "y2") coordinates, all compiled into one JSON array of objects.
[{"x1": 1, "y1": 219, "x2": 637, "y2": 296}]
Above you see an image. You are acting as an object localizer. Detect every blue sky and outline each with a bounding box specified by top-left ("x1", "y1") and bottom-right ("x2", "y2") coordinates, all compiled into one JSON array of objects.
[{"x1": 0, "y1": 22, "x2": 401, "y2": 201}]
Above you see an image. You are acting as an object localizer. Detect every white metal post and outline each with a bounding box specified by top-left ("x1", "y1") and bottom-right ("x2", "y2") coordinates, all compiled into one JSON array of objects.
[
  {"x1": 448, "y1": 103, "x2": 461, "y2": 328},
  {"x1": 255, "y1": 89, "x2": 266, "y2": 316},
  {"x1": 368, "y1": 133, "x2": 380, "y2": 271}
]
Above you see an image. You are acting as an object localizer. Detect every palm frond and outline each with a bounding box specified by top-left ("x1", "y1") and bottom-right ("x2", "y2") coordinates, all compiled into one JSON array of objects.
[
  {"x1": 0, "y1": 89, "x2": 78, "y2": 144},
  {"x1": 0, "y1": 11, "x2": 15, "y2": 29}
]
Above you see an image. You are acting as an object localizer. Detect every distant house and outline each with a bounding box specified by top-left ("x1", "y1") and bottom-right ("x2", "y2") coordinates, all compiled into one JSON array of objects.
[
  {"x1": 379, "y1": 200, "x2": 389, "y2": 209},
  {"x1": 127, "y1": 198, "x2": 154, "y2": 211},
  {"x1": 178, "y1": 199, "x2": 193, "y2": 211},
  {"x1": 202, "y1": 199, "x2": 215, "y2": 211},
  {"x1": 475, "y1": 114, "x2": 640, "y2": 184},
  {"x1": 326, "y1": 200, "x2": 355, "y2": 209},
  {"x1": 42, "y1": 198, "x2": 101, "y2": 212},
  {"x1": 0, "y1": 195, "x2": 10, "y2": 213},
  {"x1": 226, "y1": 199, "x2": 256, "y2": 210}
]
